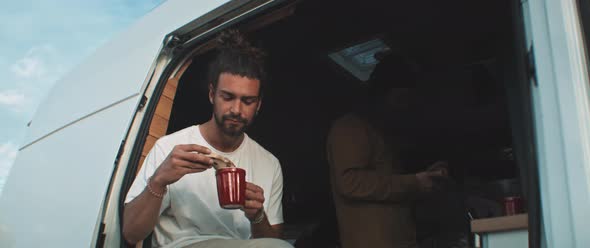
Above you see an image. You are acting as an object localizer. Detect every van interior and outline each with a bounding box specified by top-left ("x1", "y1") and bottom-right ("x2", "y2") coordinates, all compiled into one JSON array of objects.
[{"x1": 127, "y1": 0, "x2": 538, "y2": 247}]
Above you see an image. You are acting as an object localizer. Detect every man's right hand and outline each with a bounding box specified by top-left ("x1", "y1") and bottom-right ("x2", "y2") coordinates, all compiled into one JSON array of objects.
[
  {"x1": 416, "y1": 160, "x2": 449, "y2": 192},
  {"x1": 151, "y1": 144, "x2": 214, "y2": 189}
]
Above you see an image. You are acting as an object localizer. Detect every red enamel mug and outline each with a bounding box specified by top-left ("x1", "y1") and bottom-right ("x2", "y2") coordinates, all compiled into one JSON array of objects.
[
  {"x1": 503, "y1": 196, "x2": 523, "y2": 215},
  {"x1": 215, "y1": 167, "x2": 246, "y2": 209}
]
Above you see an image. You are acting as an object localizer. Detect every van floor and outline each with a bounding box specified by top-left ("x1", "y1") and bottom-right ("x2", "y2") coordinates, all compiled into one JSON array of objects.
[{"x1": 167, "y1": 0, "x2": 518, "y2": 246}]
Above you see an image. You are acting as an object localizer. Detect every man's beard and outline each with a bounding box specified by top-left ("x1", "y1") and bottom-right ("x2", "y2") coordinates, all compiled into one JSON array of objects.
[{"x1": 214, "y1": 112, "x2": 249, "y2": 137}]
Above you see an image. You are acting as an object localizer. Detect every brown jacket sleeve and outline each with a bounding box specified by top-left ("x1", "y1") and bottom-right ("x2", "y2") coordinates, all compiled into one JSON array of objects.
[{"x1": 327, "y1": 116, "x2": 421, "y2": 203}]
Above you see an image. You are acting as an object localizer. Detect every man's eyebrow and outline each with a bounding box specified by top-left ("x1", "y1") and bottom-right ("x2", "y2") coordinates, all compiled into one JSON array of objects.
[
  {"x1": 218, "y1": 90, "x2": 235, "y2": 96},
  {"x1": 242, "y1": 96, "x2": 260, "y2": 100},
  {"x1": 219, "y1": 89, "x2": 259, "y2": 99}
]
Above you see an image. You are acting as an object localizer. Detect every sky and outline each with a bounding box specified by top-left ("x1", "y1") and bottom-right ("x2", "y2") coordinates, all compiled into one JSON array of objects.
[{"x1": 0, "y1": 0, "x2": 164, "y2": 194}]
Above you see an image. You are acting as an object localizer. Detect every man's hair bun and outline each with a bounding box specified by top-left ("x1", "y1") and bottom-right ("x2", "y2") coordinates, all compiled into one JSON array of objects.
[{"x1": 215, "y1": 29, "x2": 265, "y2": 60}]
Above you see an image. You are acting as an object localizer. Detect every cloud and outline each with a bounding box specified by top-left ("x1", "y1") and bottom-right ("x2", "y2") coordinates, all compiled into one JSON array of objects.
[
  {"x1": 3, "y1": 44, "x2": 63, "y2": 114},
  {"x1": 0, "y1": 90, "x2": 26, "y2": 111},
  {"x1": 10, "y1": 56, "x2": 45, "y2": 79},
  {"x1": 0, "y1": 91, "x2": 24, "y2": 106},
  {"x1": 0, "y1": 142, "x2": 18, "y2": 194},
  {"x1": 9, "y1": 45, "x2": 57, "y2": 80}
]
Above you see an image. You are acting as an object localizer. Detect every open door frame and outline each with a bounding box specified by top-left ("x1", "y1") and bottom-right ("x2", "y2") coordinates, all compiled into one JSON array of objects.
[
  {"x1": 504, "y1": 0, "x2": 542, "y2": 247},
  {"x1": 518, "y1": 0, "x2": 590, "y2": 247}
]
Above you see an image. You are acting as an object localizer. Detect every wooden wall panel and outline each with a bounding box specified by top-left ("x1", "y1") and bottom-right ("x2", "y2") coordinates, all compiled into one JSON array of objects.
[
  {"x1": 149, "y1": 114, "x2": 169, "y2": 138},
  {"x1": 163, "y1": 79, "x2": 178, "y2": 99},
  {"x1": 142, "y1": 135, "x2": 158, "y2": 157},
  {"x1": 154, "y1": 96, "x2": 173, "y2": 120}
]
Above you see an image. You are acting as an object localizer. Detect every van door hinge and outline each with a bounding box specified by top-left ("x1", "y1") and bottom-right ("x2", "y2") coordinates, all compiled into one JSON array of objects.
[
  {"x1": 137, "y1": 95, "x2": 148, "y2": 111},
  {"x1": 526, "y1": 46, "x2": 538, "y2": 86},
  {"x1": 163, "y1": 34, "x2": 185, "y2": 56},
  {"x1": 114, "y1": 139, "x2": 126, "y2": 165},
  {"x1": 164, "y1": 34, "x2": 184, "y2": 48}
]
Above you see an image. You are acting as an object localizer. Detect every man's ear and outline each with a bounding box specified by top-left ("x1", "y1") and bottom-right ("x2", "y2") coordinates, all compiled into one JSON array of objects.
[{"x1": 208, "y1": 84, "x2": 214, "y2": 104}]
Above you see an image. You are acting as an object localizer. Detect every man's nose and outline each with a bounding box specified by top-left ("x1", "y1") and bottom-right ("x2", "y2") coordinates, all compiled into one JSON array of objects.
[{"x1": 230, "y1": 100, "x2": 242, "y2": 114}]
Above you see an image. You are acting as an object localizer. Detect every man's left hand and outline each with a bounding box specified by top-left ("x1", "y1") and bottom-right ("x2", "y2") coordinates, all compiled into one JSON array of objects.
[{"x1": 243, "y1": 182, "x2": 265, "y2": 221}]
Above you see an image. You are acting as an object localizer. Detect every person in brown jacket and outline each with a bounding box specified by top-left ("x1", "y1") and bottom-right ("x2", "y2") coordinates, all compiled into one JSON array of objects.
[{"x1": 326, "y1": 53, "x2": 448, "y2": 248}]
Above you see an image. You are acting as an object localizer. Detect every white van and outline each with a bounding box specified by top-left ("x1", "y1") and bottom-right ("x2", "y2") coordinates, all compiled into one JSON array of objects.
[{"x1": 1, "y1": 0, "x2": 589, "y2": 247}]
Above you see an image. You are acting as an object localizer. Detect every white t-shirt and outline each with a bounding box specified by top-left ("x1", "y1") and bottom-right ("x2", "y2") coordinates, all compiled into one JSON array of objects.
[{"x1": 124, "y1": 125, "x2": 284, "y2": 248}]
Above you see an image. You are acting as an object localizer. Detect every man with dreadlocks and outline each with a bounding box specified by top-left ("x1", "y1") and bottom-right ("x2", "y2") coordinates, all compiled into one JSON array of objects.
[{"x1": 123, "y1": 29, "x2": 292, "y2": 248}]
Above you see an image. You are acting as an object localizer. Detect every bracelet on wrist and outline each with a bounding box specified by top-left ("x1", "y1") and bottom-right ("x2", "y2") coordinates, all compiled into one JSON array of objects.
[
  {"x1": 251, "y1": 210, "x2": 265, "y2": 224},
  {"x1": 147, "y1": 177, "x2": 167, "y2": 199}
]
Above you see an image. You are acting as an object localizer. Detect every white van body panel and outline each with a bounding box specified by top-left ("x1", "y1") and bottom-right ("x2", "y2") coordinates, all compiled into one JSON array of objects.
[
  {"x1": 22, "y1": 0, "x2": 230, "y2": 147},
  {"x1": 0, "y1": 0, "x2": 230, "y2": 247},
  {"x1": 0, "y1": 97, "x2": 137, "y2": 248}
]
